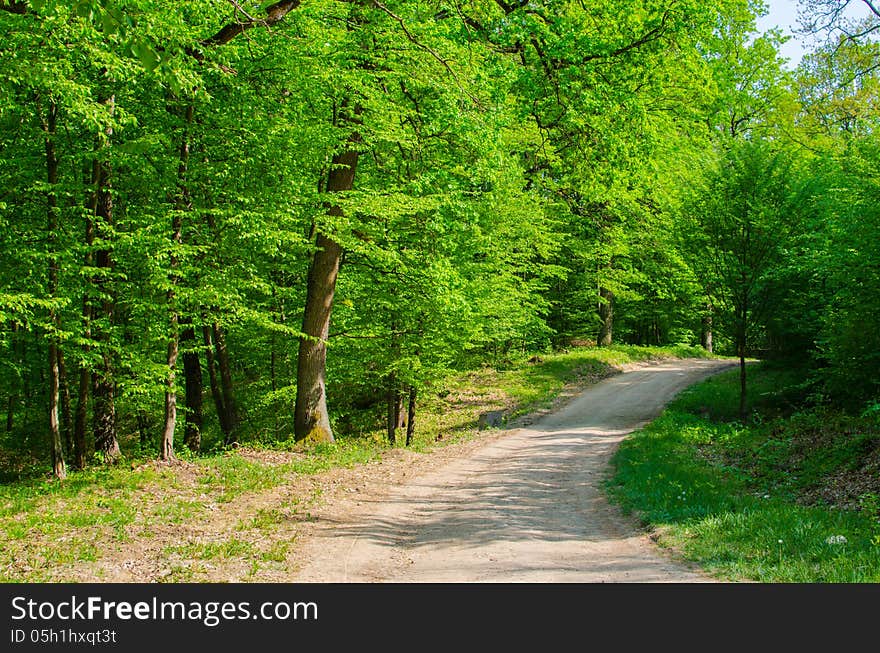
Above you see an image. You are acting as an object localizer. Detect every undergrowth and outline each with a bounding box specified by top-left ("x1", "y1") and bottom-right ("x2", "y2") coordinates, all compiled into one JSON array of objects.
[{"x1": 607, "y1": 362, "x2": 880, "y2": 582}]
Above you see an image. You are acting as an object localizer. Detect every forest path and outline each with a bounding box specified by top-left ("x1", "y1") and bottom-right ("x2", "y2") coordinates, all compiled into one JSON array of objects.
[{"x1": 290, "y1": 358, "x2": 736, "y2": 582}]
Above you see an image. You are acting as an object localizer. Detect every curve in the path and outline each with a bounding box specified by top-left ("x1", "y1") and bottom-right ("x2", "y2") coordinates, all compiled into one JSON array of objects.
[{"x1": 292, "y1": 358, "x2": 736, "y2": 583}]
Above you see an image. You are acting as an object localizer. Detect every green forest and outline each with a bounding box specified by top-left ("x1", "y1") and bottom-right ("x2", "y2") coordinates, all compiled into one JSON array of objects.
[{"x1": 2, "y1": 0, "x2": 880, "y2": 582}]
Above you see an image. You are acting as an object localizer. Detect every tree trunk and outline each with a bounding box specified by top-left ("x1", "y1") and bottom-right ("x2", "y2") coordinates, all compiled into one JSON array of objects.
[
  {"x1": 181, "y1": 325, "x2": 203, "y2": 452},
  {"x1": 160, "y1": 308, "x2": 179, "y2": 462},
  {"x1": 597, "y1": 287, "x2": 614, "y2": 347},
  {"x1": 5, "y1": 395, "x2": 13, "y2": 433},
  {"x1": 58, "y1": 349, "x2": 73, "y2": 460},
  {"x1": 42, "y1": 99, "x2": 66, "y2": 480},
  {"x1": 202, "y1": 324, "x2": 229, "y2": 437},
  {"x1": 213, "y1": 323, "x2": 239, "y2": 445},
  {"x1": 386, "y1": 373, "x2": 398, "y2": 445},
  {"x1": 294, "y1": 138, "x2": 361, "y2": 443},
  {"x1": 737, "y1": 306, "x2": 747, "y2": 421},
  {"x1": 48, "y1": 344, "x2": 65, "y2": 479},
  {"x1": 92, "y1": 366, "x2": 119, "y2": 463},
  {"x1": 92, "y1": 94, "x2": 120, "y2": 464},
  {"x1": 73, "y1": 202, "x2": 93, "y2": 469},
  {"x1": 5, "y1": 322, "x2": 18, "y2": 433},
  {"x1": 405, "y1": 385, "x2": 417, "y2": 447},
  {"x1": 160, "y1": 102, "x2": 193, "y2": 462},
  {"x1": 73, "y1": 361, "x2": 89, "y2": 468},
  {"x1": 701, "y1": 302, "x2": 713, "y2": 353},
  {"x1": 137, "y1": 411, "x2": 150, "y2": 450},
  {"x1": 739, "y1": 345, "x2": 747, "y2": 421}
]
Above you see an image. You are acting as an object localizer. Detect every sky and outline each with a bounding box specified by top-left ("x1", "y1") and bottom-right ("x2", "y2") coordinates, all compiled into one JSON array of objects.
[
  {"x1": 757, "y1": 0, "x2": 871, "y2": 68},
  {"x1": 756, "y1": 0, "x2": 809, "y2": 68}
]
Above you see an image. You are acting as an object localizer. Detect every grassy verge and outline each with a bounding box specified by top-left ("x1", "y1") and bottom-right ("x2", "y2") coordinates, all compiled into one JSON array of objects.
[
  {"x1": 607, "y1": 362, "x2": 880, "y2": 582},
  {"x1": 0, "y1": 344, "x2": 710, "y2": 582}
]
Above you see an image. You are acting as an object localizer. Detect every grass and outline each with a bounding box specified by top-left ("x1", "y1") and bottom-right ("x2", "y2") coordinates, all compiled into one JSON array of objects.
[
  {"x1": 607, "y1": 362, "x2": 880, "y2": 582},
  {"x1": 0, "y1": 343, "x2": 711, "y2": 582}
]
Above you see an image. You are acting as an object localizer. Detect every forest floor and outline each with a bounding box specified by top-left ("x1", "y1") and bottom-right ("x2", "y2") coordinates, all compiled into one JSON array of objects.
[{"x1": 35, "y1": 357, "x2": 734, "y2": 583}]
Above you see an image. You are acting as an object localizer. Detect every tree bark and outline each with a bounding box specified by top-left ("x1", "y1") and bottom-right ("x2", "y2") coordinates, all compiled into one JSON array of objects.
[
  {"x1": 597, "y1": 287, "x2": 614, "y2": 347},
  {"x1": 181, "y1": 325, "x2": 203, "y2": 452},
  {"x1": 160, "y1": 308, "x2": 179, "y2": 462},
  {"x1": 73, "y1": 194, "x2": 94, "y2": 469},
  {"x1": 294, "y1": 138, "x2": 361, "y2": 443},
  {"x1": 701, "y1": 314, "x2": 713, "y2": 353},
  {"x1": 92, "y1": 365, "x2": 119, "y2": 463},
  {"x1": 160, "y1": 102, "x2": 194, "y2": 461},
  {"x1": 58, "y1": 349, "x2": 73, "y2": 460},
  {"x1": 739, "y1": 344, "x2": 747, "y2": 420},
  {"x1": 737, "y1": 305, "x2": 748, "y2": 421},
  {"x1": 202, "y1": 324, "x2": 229, "y2": 437},
  {"x1": 405, "y1": 385, "x2": 417, "y2": 447},
  {"x1": 5, "y1": 395, "x2": 13, "y2": 433},
  {"x1": 700, "y1": 300, "x2": 713, "y2": 353},
  {"x1": 386, "y1": 372, "x2": 398, "y2": 445},
  {"x1": 91, "y1": 94, "x2": 120, "y2": 464},
  {"x1": 5, "y1": 322, "x2": 18, "y2": 433},
  {"x1": 213, "y1": 323, "x2": 239, "y2": 445},
  {"x1": 42, "y1": 99, "x2": 65, "y2": 480}
]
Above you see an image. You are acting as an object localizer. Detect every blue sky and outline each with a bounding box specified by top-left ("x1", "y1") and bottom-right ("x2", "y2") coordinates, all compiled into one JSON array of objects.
[
  {"x1": 757, "y1": 0, "x2": 871, "y2": 67},
  {"x1": 757, "y1": 0, "x2": 808, "y2": 67}
]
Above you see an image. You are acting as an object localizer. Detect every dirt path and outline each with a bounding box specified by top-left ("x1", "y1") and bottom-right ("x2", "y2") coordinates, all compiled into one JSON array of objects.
[{"x1": 290, "y1": 358, "x2": 736, "y2": 582}]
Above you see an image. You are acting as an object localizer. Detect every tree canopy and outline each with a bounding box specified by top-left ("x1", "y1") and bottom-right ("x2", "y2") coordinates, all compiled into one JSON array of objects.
[{"x1": 2, "y1": 0, "x2": 879, "y2": 477}]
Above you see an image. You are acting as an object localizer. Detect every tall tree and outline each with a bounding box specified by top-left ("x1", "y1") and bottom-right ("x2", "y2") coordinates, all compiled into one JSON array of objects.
[{"x1": 680, "y1": 141, "x2": 807, "y2": 418}]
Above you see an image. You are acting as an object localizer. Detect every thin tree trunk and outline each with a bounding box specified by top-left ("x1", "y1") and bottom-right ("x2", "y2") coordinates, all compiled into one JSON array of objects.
[
  {"x1": 160, "y1": 102, "x2": 193, "y2": 461},
  {"x1": 160, "y1": 308, "x2": 179, "y2": 461},
  {"x1": 213, "y1": 323, "x2": 239, "y2": 445},
  {"x1": 270, "y1": 332, "x2": 280, "y2": 437},
  {"x1": 92, "y1": 94, "x2": 119, "y2": 464},
  {"x1": 7, "y1": 322, "x2": 18, "y2": 432},
  {"x1": 202, "y1": 324, "x2": 229, "y2": 436},
  {"x1": 386, "y1": 372, "x2": 398, "y2": 445},
  {"x1": 405, "y1": 385, "x2": 417, "y2": 447},
  {"x1": 138, "y1": 411, "x2": 150, "y2": 450},
  {"x1": 181, "y1": 325, "x2": 203, "y2": 452},
  {"x1": 701, "y1": 315, "x2": 713, "y2": 353},
  {"x1": 48, "y1": 344, "x2": 65, "y2": 479},
  {"x1": 737, "y1": 306, "x2": 747, "y2": 421},
  {"x1": 73, "y1": 202, "x2": 93, "y2": 469},
  {"x1": 42, "y1": 99, "x2": 65, "y2": 480},
  {"x1": 701, "y1": 301, "x2": 713, "y2": 353},
  {"x1": 597, "y1": 287, "x2": 614, "y2": 347},
  {"x1": 5, "y1": 395, "x2": 13, "y2": 433},
  {"x1": 58, "y1": 349, "x2": 73, "y2": 459},
  {"x1": 739, "y1": 346, "x2": 747, "y2": 420},
  {"x1": 294, "y1": 135, "x2": 361, "y2": 443}
]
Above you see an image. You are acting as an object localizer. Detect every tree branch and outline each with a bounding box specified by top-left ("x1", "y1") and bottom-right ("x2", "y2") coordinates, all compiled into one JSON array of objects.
[
  {"x1": 202, "y1": 0, "x2": 302, "y2": 47},
  {"x1": 0, "y1": 1, "x2": 28, "y2": 14},
  {"x1": 371, "y1": 1, "x2": 482, "y2": 106}
]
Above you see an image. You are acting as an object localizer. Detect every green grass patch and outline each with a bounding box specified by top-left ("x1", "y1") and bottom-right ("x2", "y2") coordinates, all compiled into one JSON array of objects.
[
  {"x1": 607, "y1": 362, "x2": 880, "y2": 582},
  {"x1": 260, "y1": 540, "x2": 291, "y2": 563},
  {"x1": 165, "y1": 537, "x2": 255, "y2": 561}
]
